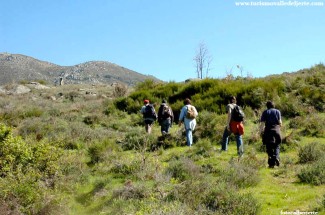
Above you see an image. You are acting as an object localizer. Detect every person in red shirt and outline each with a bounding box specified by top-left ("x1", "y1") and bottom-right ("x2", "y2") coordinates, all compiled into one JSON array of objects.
[{"x1": 221, "y1": 96, "x2": 244, "y2": 157}]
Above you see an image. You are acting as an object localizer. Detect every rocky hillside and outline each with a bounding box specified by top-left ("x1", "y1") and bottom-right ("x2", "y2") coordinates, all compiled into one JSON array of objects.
[{"x1": 0, "y1": 53, "x2": 160, "y2": 86}]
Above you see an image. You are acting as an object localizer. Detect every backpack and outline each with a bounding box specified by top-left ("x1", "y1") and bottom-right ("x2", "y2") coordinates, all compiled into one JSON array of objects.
[
  {"x1": 186, "y1": 105, "x2": 196, "y2": 119},
  {"x1": 162, "y1": 105, "x2": 172, "y2": 119},
  {"x1": 144, "y1": 104, "x2": 157, "y2": 120},
  {"x1": 232, "y1": 105, "x2": 245, "y2": 122}
]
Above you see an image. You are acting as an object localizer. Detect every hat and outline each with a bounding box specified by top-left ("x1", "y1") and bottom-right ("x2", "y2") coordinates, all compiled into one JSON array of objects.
[{"x1": 144, "y1": 99, "x2": 149, "y2": 104}]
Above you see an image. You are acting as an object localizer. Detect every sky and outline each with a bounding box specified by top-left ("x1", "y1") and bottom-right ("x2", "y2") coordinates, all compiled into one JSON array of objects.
[{"x1": 1, "y1": 0, "x2": 325, "y2": 82}]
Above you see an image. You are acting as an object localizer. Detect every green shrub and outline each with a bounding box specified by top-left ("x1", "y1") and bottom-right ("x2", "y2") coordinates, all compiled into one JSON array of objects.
[
  {"x1": 87, "y1": 138, "x2": 121, "y2": 165},
  {"x1": 298, "y1": 156, "x2": 325, "y2": 185},
  {"x1": 203, "y1": 184, "x2": 260, "y2": 214},
  {"x1": 156, "y1": 133, "x2": 178, "y2": 149},
  {"x1": 298, "y1": 142, "x2": 325, "y2": 164},
  {"x1": 112, "y1": 183, "x2": 151, "y2": 200},
  {"x1": 277, "y1": 95, "x2": 305, "y2": 117},
  {"x1": 121, "y1": 129, "x2": 157, "y2": 151},
  {"x1": 220, "y1": 154, "x2": 262, "y2": 188},
  {"x1": 88, "y1": 142, "x2": 106, "y2": 165},
  {"x1": 165, "y1": 157, "x2": 201, "y2": 182},
  {"x1": 281, "y1": 130, "x2": 300, "y2": 152},
  {"x1": 0, "y1": 124, "x2": 63, "y2": 214},
  {"x1": 289, "y1": 114, "x2": 325, "y2": 137},
  {"x1": 193, "y1": 138, "x2": 215, "y2": 158},
  {"x1": 0, "y1": 124, "x2": 32, "y2": 175},
  {"x1": 245, "y1": 122, "x2": 261, "y2": 145},
  {"x1": 65, "y1": 91, "x2": 79, "y2": 102},
  {"x1": 21, "y1": 107, "x2": 44, "y2": 118},
  {"x1": 195, "y1": 111, "x2": 224, "y2": 141},
  {"x1": 104, "y1": 100, "x2": 118, "y2": 116},
  {"x1": 110, "y1": 160, "x2": 141, "y2": 176},
  {"x1": 32, "y1": 141, "x2": 62, "y2": 179},
  {"x1": 83, "y1": 115, "x2": 100, "y2": 126},
  {"x1": 166, "y1": 180, "x2": 260, "y2": 214}
]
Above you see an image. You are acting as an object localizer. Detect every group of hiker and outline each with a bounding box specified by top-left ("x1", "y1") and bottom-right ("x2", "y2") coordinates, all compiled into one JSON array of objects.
[{"x1": 140, "y1": 96, "x2": 282, "y2": 168}]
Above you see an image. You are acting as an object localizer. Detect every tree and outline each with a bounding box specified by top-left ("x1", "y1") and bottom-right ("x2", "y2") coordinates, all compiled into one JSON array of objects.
[{"x1": 193, "y1": 42, "x2": 212, "y2": 79}]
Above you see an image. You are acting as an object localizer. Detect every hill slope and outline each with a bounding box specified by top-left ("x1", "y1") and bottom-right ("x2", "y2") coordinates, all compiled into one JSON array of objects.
[{"x1": 0, "y1": 53, "x2": 160, "y2": 86}]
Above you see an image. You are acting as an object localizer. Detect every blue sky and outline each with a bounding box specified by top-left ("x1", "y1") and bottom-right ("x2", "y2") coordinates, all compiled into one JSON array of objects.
[{"x1": 1, "y1": 0, "x2": 324, "y2": 82}]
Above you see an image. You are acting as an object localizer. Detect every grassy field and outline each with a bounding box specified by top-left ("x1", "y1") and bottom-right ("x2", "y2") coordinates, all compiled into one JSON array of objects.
[
  {"x1": 68, "y1": 120, "x2": 325, "y2": 215},
  {"x1": 0, "y1": 81, "x2": 324, "y2": 214}
]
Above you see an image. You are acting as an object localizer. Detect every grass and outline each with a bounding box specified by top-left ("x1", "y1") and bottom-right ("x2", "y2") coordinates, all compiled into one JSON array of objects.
[
  {"x1": 252, "y1": 166, "x2": 324, "y2": 214},
  {"x1": 64, "y1": 118, "x2": 325, "y2": 214},
  {"x1": 69, "y1": 138, "x2": 325, "y2": 214}
]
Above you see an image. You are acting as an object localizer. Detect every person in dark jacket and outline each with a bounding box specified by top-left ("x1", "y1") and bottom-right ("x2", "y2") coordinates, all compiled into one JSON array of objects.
[
  {"x1": 140, "y1": 99, "x2": 157, "y2": 134},
  {"x1": 260, "y1": 101, "x2": 282, "y2": 168},
  {"x1": 157, "y1": 99, "x2": 174, "y2": 135}
]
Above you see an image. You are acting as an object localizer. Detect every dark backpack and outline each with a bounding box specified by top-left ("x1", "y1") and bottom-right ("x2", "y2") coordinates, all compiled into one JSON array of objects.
[
  {"x1": 162, "y1": 105, "x2": 172, "y2": 119},
  {"x1": 144, "y1": 104, "x2": 157, "y2": 120},
  {"x1": 232, "y1": 105, "x2": 245, "y2": 122}
]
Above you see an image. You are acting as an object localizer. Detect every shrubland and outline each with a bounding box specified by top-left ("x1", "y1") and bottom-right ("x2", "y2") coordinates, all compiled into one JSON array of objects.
[{"x1": 0, "y1": 64, "x2": 324, "y2": 214}]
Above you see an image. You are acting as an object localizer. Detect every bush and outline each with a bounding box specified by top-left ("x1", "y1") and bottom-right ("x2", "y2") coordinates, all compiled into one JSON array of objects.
[
  {"x1": 193, "y1": 138, "x2": 215, "y2": 158},
  {"x1": 112, "y1": 183, "x2": 151, "y2": 200},
  {"x1": 281, "y1": 130, "x2": 300, "y2": 151},
  {"x1": 203, "y1": 185, "x2": 260, "y2": 214},
  {"x1": 88, "y1": 139, "x2": 121, "y2": 165},
  {"x1": 110, "y1": 159, "x2": 141, "y2": 177},
  {"x1": 220, "y1": 153, "x2": 262, "y2": 188},
  {"x1": 195, "y1": 111, "x2": 225, "y2": 142},
  {"x1": 289, "y1": 114, "x2": 325, "y2": 138},
  {"x1": 87, "y1": 142, "x2": 106, "y2": 165},
  {"x1": 113, "y1": 83, "x2": 128, "y2": 97},
  {"x1": 277, "y1": 95, "x2": 305, "y2": 118},
  {"x1": 165, "y1": 157, "x2": 201, "y2": 182},
  {"x1": 0, "y1": 124, "x2": 32, "y2": 175},
  {"x1": 121, "y1": 129, "x2": 157, "y2": 151},
  {"x1": 156, "y1": 133, "x2": 178, "y2": 149},
  {"x1": 166, "y1": 180, "x2": 260, "y2": 214},
  {"x1": 298, "y1": 142, "x2": 325, "y2": 164},
  {"x1": 0, "y1": 124, "x2": 63, "y2": 214},
  {"x1": 83, "y1": 115, "x2": 100, "y2": 126},
  {"x1": 298, "y1": 156, "x2": 325, "y2": 185}
]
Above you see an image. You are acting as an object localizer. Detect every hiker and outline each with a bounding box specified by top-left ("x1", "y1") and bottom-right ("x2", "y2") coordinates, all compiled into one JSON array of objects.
[
  {"x1": 221, "y1": 96, "x2": 244, "y2": 157},
  {"x1": 158, "y1": 99, "x2": 174, "y2": 135},
  {"x1": 140, "y1": 99, "x2": 157, "y2": 134},
  {"x1": 178, "y1": 98, "x2": 198, "y2": 147},
  {"x1": 260, "y1": 101, "x2": 282, "y2": 168}
]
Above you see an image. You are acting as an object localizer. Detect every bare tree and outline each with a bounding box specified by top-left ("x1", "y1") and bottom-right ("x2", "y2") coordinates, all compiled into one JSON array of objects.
[
  {"x1": 225, "y1": 66, "x2": 234, "y2": 81},
  {"x1": 193, "y1": 42, "x2": 212, "y2": 79},
  {"x1": 237, "y1": 65, "x2": 244, "y2": 77}
]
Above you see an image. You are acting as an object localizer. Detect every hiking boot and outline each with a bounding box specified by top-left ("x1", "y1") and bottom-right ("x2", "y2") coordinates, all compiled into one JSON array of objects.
[{"x1": 275, "y1": 158, "x2": 280, "y2": 167}]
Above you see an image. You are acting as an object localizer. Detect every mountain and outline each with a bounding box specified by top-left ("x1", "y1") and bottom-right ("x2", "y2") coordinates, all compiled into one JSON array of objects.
[{"x1": 0, "y1": 53, "x2": 160, "y2": 86}]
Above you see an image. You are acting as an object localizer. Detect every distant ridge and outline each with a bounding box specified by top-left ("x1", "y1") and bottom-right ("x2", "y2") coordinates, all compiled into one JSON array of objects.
[{"x1": 0, "y1": 53, "x2": 160, "y2": 86}]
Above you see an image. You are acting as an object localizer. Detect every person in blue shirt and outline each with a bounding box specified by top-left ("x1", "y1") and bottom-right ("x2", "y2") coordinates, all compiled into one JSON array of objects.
[
  {"x1": 178, "y1": 98, "x2": 198, "y2": 146},
  {"x1": 260, "y1": 101, "x2": 282, "y2": 168}
]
